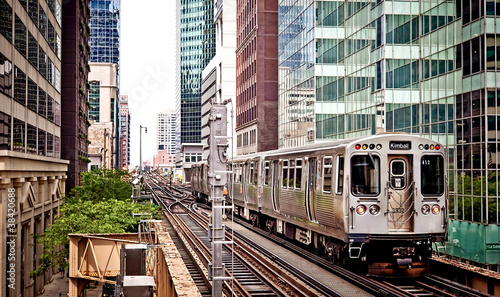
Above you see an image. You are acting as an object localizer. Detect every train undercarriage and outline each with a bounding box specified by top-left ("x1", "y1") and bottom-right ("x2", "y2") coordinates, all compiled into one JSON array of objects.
[{"x1": 233, "y1": 206, "x2": 434, "y2": 278}]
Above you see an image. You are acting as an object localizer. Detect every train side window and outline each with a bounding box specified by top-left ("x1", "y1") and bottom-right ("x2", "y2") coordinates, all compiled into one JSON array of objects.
[
  {"x1": 253, "y1": 161, "x2": 258, "y2": 185},
  {"x1": 288, "y1": 159, "x2": 295, "y2": 188},
  {"x1": 335, "y1": 156, "x2": 344, "y2": 195},
  {"x1": 264, "y1": 161, "x2": 270, "y2": 186},
  {"x1": 295, "y1": 159, "x2": 302, "y2": 189},
  {"x1": 250, "y1": 162, "x2": 254, "y2": 184},
  {"x1": 282, "y1": 160, "x2": 289, "y2": 188},
  {"x1": 323, "y1": 157, "x2": 333, "y2": 193}
]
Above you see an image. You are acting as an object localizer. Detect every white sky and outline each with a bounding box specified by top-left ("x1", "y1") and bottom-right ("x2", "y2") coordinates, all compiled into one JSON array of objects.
[{"x1": 121, "y1": 0, "x2": 177, "y2": 167}]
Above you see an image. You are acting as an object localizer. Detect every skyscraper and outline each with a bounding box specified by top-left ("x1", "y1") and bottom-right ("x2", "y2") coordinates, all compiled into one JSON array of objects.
[
  {"x1": 176, "y1": 0, "x2": 216, "y2": 146},
  {"x1": 236, "y1": 0, "x2": 279, "y2": 155},
  {"x1": 278, "y1": 0, "x2": 500, "y2": 269},
  {"x1": 62, "y1": 0, "x2": 91, "y2": 190},
  {"x1": 88, "y1": 0, "x2": 119, "y2": 64},
  {"x1": 0, "y1": 0, "x2": 69, "y2": 295},
  {"x1": 119, "y1": 94, "x2": 130, "y2": 169},
  {"x1": 157, "y1": 111, "x2": 177, "y2": 155}
]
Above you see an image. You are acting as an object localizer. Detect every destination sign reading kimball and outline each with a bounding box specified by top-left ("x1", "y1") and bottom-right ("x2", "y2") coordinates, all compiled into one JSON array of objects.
[{"x1": 389, "y1": 141, "x2": 411, "y2": 150}]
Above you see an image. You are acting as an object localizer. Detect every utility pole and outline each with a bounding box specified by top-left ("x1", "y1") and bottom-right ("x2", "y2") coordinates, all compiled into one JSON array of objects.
[{"x1": 208, "y1": 105, "x2": 230, "y2": 297}]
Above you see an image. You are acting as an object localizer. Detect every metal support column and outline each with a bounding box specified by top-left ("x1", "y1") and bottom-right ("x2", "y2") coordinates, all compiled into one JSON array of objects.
[{"x1": 208, "y1": 105, "x2": 229, "y2": 297}]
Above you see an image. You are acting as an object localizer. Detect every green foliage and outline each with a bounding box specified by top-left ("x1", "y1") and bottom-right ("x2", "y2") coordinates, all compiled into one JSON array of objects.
[{"x1": 31, "y1": 169, "x2": 158, "y2": 277}]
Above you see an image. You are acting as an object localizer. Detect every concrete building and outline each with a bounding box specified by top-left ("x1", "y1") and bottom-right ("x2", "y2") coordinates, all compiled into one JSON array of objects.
[
  {"x1": 61, "y1": 0, "x2": 91, "y2": 190},
  {"x1": 0, "y1": 0, "x2": 69, "y2": 296},
  {"x1": 176, "y1": 0, "x2": 216, "y2": 148},
  {"x1": 157, "y1": 111, "x2": 176, "y2": 155},
  {"x1": 235, "y1": 0, "x2": 279, "y2": 155},
  {"x1": 278, "y1": 0, "x2": 500, "y2": 269},
  {"x1": 201, "y1": 0, "x2": 237, "y2": 160},
  {"x1": 87, "y1": 62, "x2": 118, "y2": 167},
  {"x1": 88, "y1": 121, "x2": 114, "y2": 169},
  {"x1": 119, "y1": 94, "x2": 130, "y2": 169}
]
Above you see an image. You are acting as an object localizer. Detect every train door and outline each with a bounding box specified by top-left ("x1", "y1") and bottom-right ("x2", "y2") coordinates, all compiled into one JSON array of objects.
[
  {"x1": 243, "y1": 163, "x2": 248, "y2": 204},
  {"x1": 306, "y1": 157, "x2": 317, "y2": 222},
  {"x1": 271, "y1": 160, "x2": 279, "y2": 211},
  {"x1": 387, "y1": 155, "x2": 414, "y2": 232}
]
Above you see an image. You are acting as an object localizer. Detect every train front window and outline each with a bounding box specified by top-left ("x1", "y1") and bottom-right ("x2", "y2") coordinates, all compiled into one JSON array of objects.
[
  {"x1": 421, "y1": 155, "x2": 444, "y2": 196},
  {"x1": 351, "y1": 155, "x2": 380, "y2": 196}
]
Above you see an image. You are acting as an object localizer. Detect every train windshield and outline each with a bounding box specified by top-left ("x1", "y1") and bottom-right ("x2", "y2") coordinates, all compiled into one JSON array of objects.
[
  {"x1": 351, "y1": 155, "x2": 380, "y2": 196},
  {"x1": 421, "y1": 155, "x2": 444, "y2": 196}
]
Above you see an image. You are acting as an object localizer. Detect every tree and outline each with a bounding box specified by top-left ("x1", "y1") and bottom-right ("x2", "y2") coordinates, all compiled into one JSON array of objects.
[{"x1": 31, "y1": 169, "x2": 159, "y2": 277}]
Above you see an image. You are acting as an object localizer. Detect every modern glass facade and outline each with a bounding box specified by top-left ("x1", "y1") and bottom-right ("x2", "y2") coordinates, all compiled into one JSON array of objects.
[
  {"x1": 89, "y1": 81, "x2": 100, "y2": 121},
  {"x1": 89, "y1": 0, "x2": 119, "y2": 64},
  {"x1": 279, "y1": 0, "x2": 500, "y2": 268},
  {"x1": 178, "y1": 0, "x2": 216, "y2": 144}
]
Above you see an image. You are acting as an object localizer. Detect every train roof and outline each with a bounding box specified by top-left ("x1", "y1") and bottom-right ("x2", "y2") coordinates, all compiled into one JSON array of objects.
[{"x1": 228, "y1": 133, "x2": 440, "y2": 162}]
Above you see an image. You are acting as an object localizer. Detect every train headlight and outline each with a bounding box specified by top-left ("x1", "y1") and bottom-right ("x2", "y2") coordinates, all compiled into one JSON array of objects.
[
  {"x1": 432, "y1": 204, "x2": 441, "y2": 215},
  {"x1": 430, "y1": 145, "x2": 435, "y2": 150},
  {"x1": 421, "y1": 204, "x2": 430, "y2": 215},
  {"x1": 376, "y1": 144, "x2": 382, "y2": 150},
  {"x1": 369, "y1": 205, "x2": 380, "y2": 215},
  {"x1": 355, "y1": 144, "x2": 361, "y2": 150},
  {"x1": 356, "y1": 205, "x2": 367, "y2": 215},
  {"x1": 362, "y1": 144, "x2": 368, "y2": 150},
  {"x1": 369, "y1": 144, "x2": 375, "y2": 150},
  {"x1": 419, "y1": 144, "x2": 424, "y2": 150},
  {"x1": 424, "y1": 144, "x2": 429, "y2": 150},
  {"x1": 435, "y1": 144, "x2": 440, "y2": 150}
]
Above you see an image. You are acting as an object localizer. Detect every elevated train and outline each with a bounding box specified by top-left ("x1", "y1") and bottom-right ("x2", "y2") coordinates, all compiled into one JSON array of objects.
[{"x1": 191, "y1": 134, "x2": 448, "y2": 277}]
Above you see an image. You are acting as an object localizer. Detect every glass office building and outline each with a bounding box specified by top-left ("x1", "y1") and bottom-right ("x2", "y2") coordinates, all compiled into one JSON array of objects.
[
  {"x1": 177, "y1": 0, "x2": 216, "y2": 144},
  {"x1": 279, "y1": 0, "x2": 500, "y2": 269},
  {"x1": 89, "y1": 0, "x2": 120, "y2": 64}
]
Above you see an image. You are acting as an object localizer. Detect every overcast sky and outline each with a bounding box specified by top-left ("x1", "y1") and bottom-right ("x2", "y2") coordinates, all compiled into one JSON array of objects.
[{"x1": 121, "y1": 0, "x2": 177, "y2": 167}]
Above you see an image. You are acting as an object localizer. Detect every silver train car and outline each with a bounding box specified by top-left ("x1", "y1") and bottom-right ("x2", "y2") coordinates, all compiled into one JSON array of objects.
[{"x1": 191, "y1": 134, "x2": 448, "y2": 277}]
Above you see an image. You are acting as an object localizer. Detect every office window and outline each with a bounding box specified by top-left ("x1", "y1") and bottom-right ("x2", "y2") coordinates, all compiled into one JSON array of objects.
[
  {"x1": 38, "y1": 87, "x2": 46, "y2": 117},
  {"x1": 47, "y1": 21, "x2": 54, "y2": 52},
  {"x1": 38, "y1": 129, "x2": 45, "y2": 156},
  {"x1": 0, "y1": 0, "x2": 12, "y2": 43},
  {"x1": 28, "y1": 0, "x2": 38, "y2": 25},
  {"x1": 54, "y1": 135, "x2": 59, "y2": 158},
  {"x1": 13, "y1": 118, "x2": 25, "y2": 152},
  {"x1": 27, "y1": 124, "x2": 36, "y2": 154},
  {"x1": 47, "y1": 95, "x2": 54, "y2": 122},
  {"x1": 15, "y1": 15, "x2": 27, "y2": 57},
  {"x1": 0, "y1": 53, "x2": 12, "y2": 96},
  {"x1": 14, "y1": 67, "x2": 26, "y2": 105},
  {"x1": 46, "y1": 133, "x2": 53, "y2": 157},
  {"x1": 0, "y1": 111, "x2": 11, "y2": 150},
  {"x1": 39, "y1": 5, "x2": 47, "y2": 38},
  {"x1": 28, "y1": 32, "x2": 37, "y2": 68},
  {"x1": 27, "y1": 78, "x2": 37, "y2": 112},
  {"x1": 54, "y1": 100, "x2": 60, "y2": 125},
  {"x1": 39, "y1": 46, "x2": 46, "y2": 78}
]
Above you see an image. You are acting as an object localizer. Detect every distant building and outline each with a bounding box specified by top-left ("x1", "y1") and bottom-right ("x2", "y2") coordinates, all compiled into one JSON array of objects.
[
  {"x1": 176, "y1": 0, "x2": 216, "y2": 149},
  {"x1": 0, "y1": 0, "x2": 70, "y2": 295},
  {"x1": 201, "y1": 0, "x2": 236, "y2": 160},
  {"x1": 119, "y1": 95, "x2": 130, "y2": 169},
  {"x1": 235, "y1": 0, "x2": 278, "y2": 154},
  {"x1": 88, "y1": 122, "x2": 114, "y2": 169},
  {"x1": 87, "y1": 62, "x2": 118, "y2": 167},
  {"x1": 153, "y1": 150, "x2": 176, "y2": 173},
  {"x1": 157, "y1": 111, "x2": 176, "y2": 154}
]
